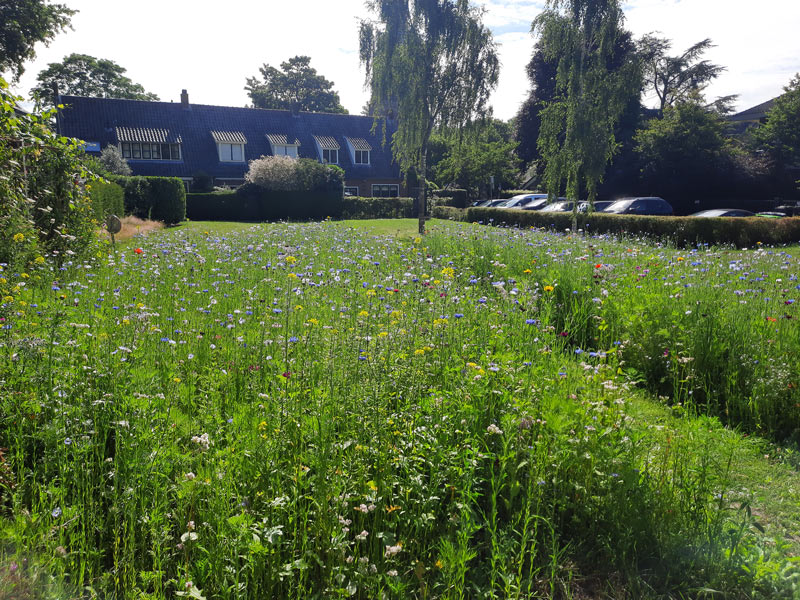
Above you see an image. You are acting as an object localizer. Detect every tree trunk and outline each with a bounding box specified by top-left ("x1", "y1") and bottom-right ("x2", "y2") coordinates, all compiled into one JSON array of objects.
[{"x1": 418, "y1": 145, "x2": 427, "y2": 235}]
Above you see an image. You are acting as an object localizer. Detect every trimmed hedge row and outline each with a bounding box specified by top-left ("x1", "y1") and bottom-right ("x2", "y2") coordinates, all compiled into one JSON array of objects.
[
  {"x1": 187, "y1": 186, "x2": 344, "y2": 221},
  {"x1": 111, "y1": 176, "x2": 186, "y2": 225},
  {"x1": 466, "y1": 207, "x2": 800, "y2": 247},
  {"x1": 341, "y1": 196, "x2": 415, "y2": 220},
  {"x1": 431, "y1": 189, "x2": 468, "y2": 208},
  {"x1": 88, "y1": 180, "x2": 125, "y2": 222}
]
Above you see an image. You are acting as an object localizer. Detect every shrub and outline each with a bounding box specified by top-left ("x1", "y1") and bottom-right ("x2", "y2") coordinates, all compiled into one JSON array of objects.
[
  {"x1": 88, "y1": 180, "x2": 125, "y2": 221},
  {"x1": 147, "y1": 177, "x2": 186, "y2": 225},
  {"x1": 432, "y1": 206, "x2": 467, "y2": 221},
  {"x1": 245, "y1": 156, "x2": 344, "y2": 193},
  {"x1": 341, "y1": 196, "x2": 415, "y2": 219},
  {"x1": 432, "y1": 188, "x2": 468, "y2": 208},
  {"x1": 99, "y1": 145, "x2": 132, "y2": 175},
  {"x1": 191, "y1": 171, "x2": 214, "y2": 193},
  {"x1": 112, "y1": 176, "x2": 150, "y2": 218},
  {"x1": 467, "y1": 207, "x2": 800, "y2": 248},
  {"x1": 187, "y1": 188, "x2": 343, "y2": 221}
]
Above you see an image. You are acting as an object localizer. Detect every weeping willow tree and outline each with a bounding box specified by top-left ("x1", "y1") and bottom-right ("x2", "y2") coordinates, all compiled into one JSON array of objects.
[
  {"x1": 534, "y1": 0, "x2": 640, "y2": 221},
  {"x1": 359, "y1": 0, "x2": 499, "y2": 234}
]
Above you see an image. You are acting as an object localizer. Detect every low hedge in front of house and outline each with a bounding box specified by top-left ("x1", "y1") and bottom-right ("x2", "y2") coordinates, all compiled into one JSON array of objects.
[
  {"x1": 88, "y1": 180, "x2": 125, "y2": 222},
  {"x1": 467, "y1": 207, "x2": 800, "y2": 247},
  {"x1": 186, "y1": 187, "x2": 344, "y2": 221},
  {"x1": 431, "y1": 189, "x2": 468, "y2": 208},
  {"x1": 111, "y1": 175, "x2": 186, "y2": 224},
  {"x1": 432, "y1": 206, "x2": 467, "y2": 221},
  {"x1": 341, "y1": 196, "x2": 415, "y2": 220}
]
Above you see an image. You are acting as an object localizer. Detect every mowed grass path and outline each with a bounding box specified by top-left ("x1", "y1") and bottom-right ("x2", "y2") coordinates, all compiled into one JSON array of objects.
[{"x1": 1, "y1": 219, "x2": 799, "y2": 599}]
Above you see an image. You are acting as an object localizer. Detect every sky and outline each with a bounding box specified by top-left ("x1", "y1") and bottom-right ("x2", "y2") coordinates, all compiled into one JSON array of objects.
[{"x1": 10, "y1": 0, "x2": 800, "y2": 120}]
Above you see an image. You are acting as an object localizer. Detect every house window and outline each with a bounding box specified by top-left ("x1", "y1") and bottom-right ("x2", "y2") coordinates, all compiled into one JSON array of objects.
[
  {"x1": 121, "y1": 142, "x2": 181, "y2": 160},
  {"x1": 273, "y1": 145, "x2": 298, "y2": 158},
  {"x1": 218, "y1": 143, "x2": 245, "y2": 162},
  {"x1": 322, "y1": 148, "x2": 338, "y2": 164},
  {"x1": 344, "y1": 186, "x2": 359, "y2": 196},
  {"x1": 372, "y1": 184, "x2": 399, "y2": 198},
  {"x1": 354, "y1": 149, "x2": 370, "y2": 165}
]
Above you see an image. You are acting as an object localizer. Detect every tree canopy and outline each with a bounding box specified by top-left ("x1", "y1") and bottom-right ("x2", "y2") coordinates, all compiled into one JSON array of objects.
[
  {"x1": 751, "y1": 74, "x2": 800, "y2": 169},
  {"x1": 0, "y1": 0, "x2": 75, "y2": 82},
  {"x1": 31, "y1": 53, "x2": 159, "y2": 107},
  {"x1": 638, "y1": 35, "x2": 726, "y2": 117},
  {"x1": 245, "y1": 55, "x2": 347, "y2": 113},
  {"x1": 359, "y1": 0, "x2": 499, "y2": 232},
  {"x1": 534, "y1": 0, "x2": 640, "y2": 209}
]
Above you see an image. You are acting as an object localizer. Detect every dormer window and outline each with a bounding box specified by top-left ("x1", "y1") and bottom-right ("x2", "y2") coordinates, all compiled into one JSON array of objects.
[
  {"x1": 212, "y1": 131, "x2": 247, "y2": 162},
  {"x1": 116, "y1": 127, "x2": 182, "y2": 161},
  {"x1": 313, "y1": 135, "x2": 340, "y2": 164},
  {"x1": 267, "y1": 134, "x2": 300, "y2": 158},
  {"x1": 345, "y1": 137, "x2": 371, "y2": 165}
]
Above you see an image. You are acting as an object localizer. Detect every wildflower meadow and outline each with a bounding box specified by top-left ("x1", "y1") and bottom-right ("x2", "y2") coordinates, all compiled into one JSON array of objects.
[{"x1": 1, "y1": 219, "x2": 799, "y2": 599}]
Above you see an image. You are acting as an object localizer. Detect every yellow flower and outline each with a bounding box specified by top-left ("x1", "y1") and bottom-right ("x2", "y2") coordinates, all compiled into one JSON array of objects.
[
  {"x1": 3, "y1": 295, "x2": 13, "y2": 303},
  {"x1": 366, "y1": 289, "x2": 376, "y2": 297},
  {"x1": 378, "y1": 331, "x2": 388, "y2": 337},
  {"x1": 523, "y1": 269, "x2": 532, "y2": 274},
  {"x1": 285, "y1": 255, "x2": 297, "y2": 264},
  {"x1": 440, "y1": 267, "x2": 454, "y2": 278},
  {"x1": 173, "y1": 377, "x2": 181, "y2": 384},
  {"x1": 358, "y1": 310, "x2": 369, "y2": 317},
  {"x1": 677, "y1": 256, "x2": 684, "y2": 262},
  {"x1": 414, "y1": 348, "x2": 426, "y2": 356},
  {"x1": 288, "y1": 272, "x2": 298, "y2": 279},
  {"x1": 294, "y1": 304, "x2": 303, "y2": 311},
  {"x1": 0, "y1": 278, "x2": 6, "y2": 285},
  {"x1": 21, "y1": 273, "x2": 29, "y2": 279},
  {"x1": 435, "y1": 560, "x2": 443, "y2": 569},
  {"x1": 543, "y1": 285, "x2": 555, "y2": 292},
  {"x1": 13, "y1": 233, "x2": 25, "y2": 243}
]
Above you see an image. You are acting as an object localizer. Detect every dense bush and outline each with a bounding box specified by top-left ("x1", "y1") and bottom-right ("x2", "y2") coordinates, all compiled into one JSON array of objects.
[
  {"x1": 0, "y1": 79, "x2": 100, "y2": 273},
  {"x1": 341, "y1": 196, "x2": 415, "y2": 219},
  {"x1": 191, "y1": 171, "x2": 214, "y2": 193},
  {"x1": 187, "y1": 187, "x2": 343, "y2": 221},
  {"x1": 88, "y1": 180, "x2": 125, "y2": 221},
  {"x1": 431, "y1": 206, "x2": 467, "y2": 220},
  {"x1": 432, "y1": 188, "x2": 468, "y2": 208},
  {"x1": 112, "y1": 176, "x2": 186, "y2": 224},
  {"x1": 246, "y1": 156, "x2": 344, "y2": 193},
  {"x1": 467, "y1": 207, "x2": 800, "y2": 247}
]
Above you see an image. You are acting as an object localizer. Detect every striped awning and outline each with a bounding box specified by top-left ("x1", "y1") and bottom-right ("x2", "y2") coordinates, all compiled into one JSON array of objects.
[
  {"x1": 211, "y1": 130, "x2": 247, "y2": 144},
  {"x1": 266, "y1": 133, "x2": 300, "y2": 146},
  {"x1": 345, "y1": 137, "x2": 372, "y2": 151},
  {"x1": 313, "y1": 135, "x2": 340, "y2": 150},
  {"x1": 115, "y1": 126, "x2": 182, "y2": 144}
]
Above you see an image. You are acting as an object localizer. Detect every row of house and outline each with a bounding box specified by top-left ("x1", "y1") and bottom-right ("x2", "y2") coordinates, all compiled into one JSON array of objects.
[{"x1": 56, "y1": 90, "x2": 405, "y2": 196}]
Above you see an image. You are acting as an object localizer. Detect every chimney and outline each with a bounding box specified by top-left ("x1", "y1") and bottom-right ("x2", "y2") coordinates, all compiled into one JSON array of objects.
[{"x1": 180, "y1": 89, "x2": 190, "y2": 110}]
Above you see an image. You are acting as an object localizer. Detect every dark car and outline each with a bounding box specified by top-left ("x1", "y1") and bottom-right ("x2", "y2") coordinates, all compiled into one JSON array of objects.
[
  {"x1": 578, "y1": 200, "x2": 613, "y2": 213},
  {"x1": 691, "y1": 209, "x2": 755, "y2": 218},
  {"x1": 502, "y1": 193, "x2": 550, "y2": 209},
  {"x1": 603, "y1": 197, "x2": 673, "y2": 216},
  {"x1": 472, "y1": 199, "x2": 491, "y2": 207},
  {"x1": 485, "y1": 199, "x2": 511, "y2": 208}
]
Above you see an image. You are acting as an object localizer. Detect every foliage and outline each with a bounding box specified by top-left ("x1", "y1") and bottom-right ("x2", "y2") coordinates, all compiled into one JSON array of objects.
[
  {"x1": 751, "y1": 74, "x2": 800, "y2": 170},
  {"x1": 0, "y1": 0, "x2": 75, "y2": 82},
  {"x1": 534, "y1": 0, "x2": 641, "y2": 209},
  {"x1": 88, "y1": 179, "x2": 125, "y2": 221},
  {"x1": 638, "y1": 35, "x2": 727, "y2": 117},
  {"x1": 191, "y1": 171, "x2": 214, "y2": 193},
  {"x1": 0, "y1": 77, "x2": 100, "y2": 275},
  {"x1": 1, "y1": 220, "x2": 798, "y2": 599},
  {"x1": 187, "y1": 188, "x2": 343, "y2": 221},
  {"x1": 245, "y1": 156, "x2": 344, "y2": 193},
  {"x1": 245, "y1": 55, "x2": 347, "y2": 113},
  {"x1": 634, "y1": 94, "x2": 728, "y2": 210},
  {"x1": 431, "y1": 189, "x2": 468, "y2": 208},
  {"x1": 30, "y1": 53, "x2": 159, "y2": 109},
  {"x1": 341, "y1": 196, "x2": 415, "y2": 219},
  {"x1": 112, "y1": 175, "x2": 186, "y2": 224},
  {"x1": 359, "y1": 0, "x2": 499, "y2": 232},
  {"x1": 98, "y1": 144, "x2": 131, "y2": 175}
]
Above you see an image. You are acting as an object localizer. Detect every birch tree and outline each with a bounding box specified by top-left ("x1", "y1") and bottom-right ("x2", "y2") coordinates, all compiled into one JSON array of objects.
[{"x1": 359, "y1": 0, "x2": 499, "y2": 233}]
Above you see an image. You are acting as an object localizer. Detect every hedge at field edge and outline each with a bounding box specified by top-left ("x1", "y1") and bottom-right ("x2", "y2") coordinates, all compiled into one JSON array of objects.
[
  {"x1": 111, "y1": 176, "x2": 186, "y2": 225},
  {"x1": 88, "y1": 180, "x2": 125, "y2": 222},
  {"x1": 438, "y1": 207, "x2": 800, "y2": 248},
  {"x1": 187, "y1": 188, "x2": 346, "y2": 221}
]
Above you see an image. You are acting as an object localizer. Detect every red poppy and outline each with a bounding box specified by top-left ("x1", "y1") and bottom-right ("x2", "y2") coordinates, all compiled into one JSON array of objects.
[
  {"x1": 134, "y1": 248, "x2": 143, "y2": 254},
  {"x1": 595, "y1": 264, "x2": 602, "y2": 269}
]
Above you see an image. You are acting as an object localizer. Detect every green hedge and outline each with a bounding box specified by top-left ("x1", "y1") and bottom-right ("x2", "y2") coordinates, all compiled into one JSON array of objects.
[
  {"x1": 88, "y1": 180, "x2": 125, "y2": 222},
  {"x1": 432, "y1": 206, "x2": 467, "y2": 221},
  {"x1": 432, "y1": 189, "x2": 468, "y2": 208},
  {"x1": 111, "y1": 176, "x2": 186, "y2": 224},
  {"x1": 341, "y1": 196, "x2": 415, "y2": 220},
  {"x1": 187, "y1": 187, "x2": 344, "y2": 221},
  {"x1": 467, "y1": 207, "x2": 800, "y2": 247}
]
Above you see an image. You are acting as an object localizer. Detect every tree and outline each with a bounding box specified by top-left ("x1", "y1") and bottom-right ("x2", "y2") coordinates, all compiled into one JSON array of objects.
[
  {"x1": 534, "y1": 0, "x2": 640, "y2": 215},
  {"x1": 751, "y1": 74, "x2": 800, "y2": 170},
  {"x1": 99, "y1": 145, "x2": 132, "y2": 176},
  {"x1": 359, "y1": 0, "x2": 499, "y2": 234},
  {"x1": 638, "y1": 35, "x2": 726, "y2": 117},
  {"x1": 0, "y1": 0, "x2": 75, "y2": 82},
  {"x1": 432, "y1": 119, "x2": 519, "y2": 197},
  {"x1": 634, "y1": 92, "x2": 728, "y2": 210},
  {"x1": 245, "y1": 55, "x2": 347, "y2": 113},
  {"x1": 31, "y1": 53, "x2": 159, "y2": 108}
]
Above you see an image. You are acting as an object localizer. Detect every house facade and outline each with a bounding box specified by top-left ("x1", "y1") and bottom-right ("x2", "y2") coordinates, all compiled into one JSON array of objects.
[{"x1": 57, "y1": 90, "x2": 404, "y2": 197}]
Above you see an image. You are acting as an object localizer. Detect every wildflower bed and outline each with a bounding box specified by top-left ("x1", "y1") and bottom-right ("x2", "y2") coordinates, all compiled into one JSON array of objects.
[{"x1": 1, "y1": 220, "x2": 798, "y2": 599}]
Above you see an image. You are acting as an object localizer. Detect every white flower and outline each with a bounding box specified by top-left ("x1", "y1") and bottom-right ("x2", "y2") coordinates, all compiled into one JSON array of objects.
[
  {"x1": 180, "y1": 531, "x2": 198, "y2": 543},
  {"x1": 191, "y1": 433, "x2": 211, "y2": 451},
  {"x1": 486, "y1": 423, "x2": 504, "y2": 435},
  {"x1": 184, "y1": 472, "x2": 196, "y2": 480},
  {"x1": 387, "y1": 569, "x2": 398, "y2": 577},
  {"x1": 356, "y1": 530, "x2": 369, "y2": 541},
  {"x1": 384, "y1": 544, "x2": 402, "y2": 558}
]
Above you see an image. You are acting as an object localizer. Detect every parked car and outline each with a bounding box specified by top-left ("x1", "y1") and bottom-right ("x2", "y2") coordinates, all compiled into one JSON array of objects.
[
  {"x1": 691, "y1": 209, "x2": 755, "y2": 218},
  {"x1": 603, "y1": 197, "x2": 673, "y2": 216},
  {"x1": 577, "y1": 200, "x2": 613, "y2": 213},
  {"x1": 485, "y1": 199, "x2": 510, "y2": 208},
  {"x1": 502, "y1": 193, "x2": 550, "y2": 209},
  {"x1": 756, "y1": 211, "x2": 787, "y2": 218},
  {"x1": 520, "y1": 198, "x2": 552, "y2": 210},
  {"x1": 472, "y1": 199, "x2": 491, "y2": 207},
  {"x1": 539, "y1": 201, "x2": 574, "y2": 212}
]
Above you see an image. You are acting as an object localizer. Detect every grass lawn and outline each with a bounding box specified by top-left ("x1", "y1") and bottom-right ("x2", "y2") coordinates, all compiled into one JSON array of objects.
[{"x1": 1, "y1": 219, "x2": 799, "y2": 599}]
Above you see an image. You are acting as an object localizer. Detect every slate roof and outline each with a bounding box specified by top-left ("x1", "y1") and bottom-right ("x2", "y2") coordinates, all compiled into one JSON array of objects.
[
  {"x1": 266, "y1": 133, "x2": 300, "y2": 146},
  {"x1": 346, "y1": 136, "x2": 372, "y2": 151},
  {"x1": 57, "y1": 95, "x2": 401, "y2": 181},
  {"x1": 211, "y1": 130, "x2": 247, "y2": 144},
  {"x1": 728, "y1": 98, "x2": 777, "y2": 122},
  {"x1": 314, "y1": 135, "x2": 339, "y2": 150}
]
